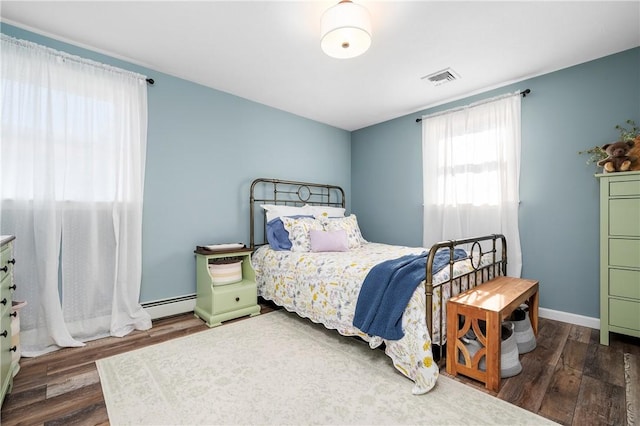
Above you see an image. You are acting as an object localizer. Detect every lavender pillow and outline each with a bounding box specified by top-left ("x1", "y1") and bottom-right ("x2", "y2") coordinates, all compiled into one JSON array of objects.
[{"x1": 309, "y1": 229, "x2": 349, "y2": 252}]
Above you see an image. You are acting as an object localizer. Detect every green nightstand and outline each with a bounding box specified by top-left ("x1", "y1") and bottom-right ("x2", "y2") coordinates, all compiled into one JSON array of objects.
[{"x1": 194, "y1": 247, "x2": 260, "y2": 327}]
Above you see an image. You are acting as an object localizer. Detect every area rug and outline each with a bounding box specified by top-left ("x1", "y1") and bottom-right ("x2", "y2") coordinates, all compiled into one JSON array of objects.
[
  {"x1": 96, "y1": 310, "x2": 556, "y2": 425},
  {"x1": 625, "y1": 353, "x2": 640, "y2": 426}
]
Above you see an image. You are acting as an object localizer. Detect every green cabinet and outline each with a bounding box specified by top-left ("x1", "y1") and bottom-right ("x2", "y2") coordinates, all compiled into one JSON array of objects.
[
  {"x1": 0, "y1": 235, "x2": 16, "y2": 408},
  {"x1": 598, "y1": 171, "x2": 640, "y2": 345},
  {"x1": 194, "y1": 247, "x2": 260, "y2": 327}
]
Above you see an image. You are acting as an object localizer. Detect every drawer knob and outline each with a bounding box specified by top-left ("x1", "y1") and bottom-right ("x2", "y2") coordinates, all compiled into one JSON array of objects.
[
  {"x1": 9, "y1": 284, "x2": 16, "y2": 291},
  {"x1": 9, "y1": 312, "x2": 17, "y2": 318},
  {"x1": 0, "y1": 298, "x2": 6, "y2": 306},
  {"x1": 0, "y1": 331, "x2": 6, "y2": 338},
  {"x1": 9, "y1": 346, "x2": 16, "y2": 352},
  {"x1": 8, "y1": 259, "x2": 15, "y2": 265},
  {"x1": 0, "y1": 266, "x2": 7, "y2": 273},
  {"x1": 235, "y1": 297, "x2": 240, "y2": 302}
]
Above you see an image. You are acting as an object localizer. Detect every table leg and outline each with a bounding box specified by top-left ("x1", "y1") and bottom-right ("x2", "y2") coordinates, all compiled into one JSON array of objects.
[
  {"x1": 485, "y1": 312, "x2": 501, "y2": 392},
  {"x1": 528, "y1": 290, "x2": 539, "y2": 336},
  {"x1": 446, "y1": 302, "x2": 459, "y2": 377}
]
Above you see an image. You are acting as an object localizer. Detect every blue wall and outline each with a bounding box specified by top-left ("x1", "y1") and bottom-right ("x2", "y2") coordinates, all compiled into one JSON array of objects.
[
  {"x1": 4, "y1": 23, "x2": 639, "y2": 319},
  {"x1": 1, "y1": 24, "x2": 351, "y2": 303},
  {"x1": 352, "y1": 47, "x2": 640, "y2": 319}
]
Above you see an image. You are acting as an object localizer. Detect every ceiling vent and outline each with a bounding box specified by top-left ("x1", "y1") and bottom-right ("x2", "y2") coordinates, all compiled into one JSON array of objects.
[{"x1": 421, "y1": 68, "x2": 460, "y2": 86}]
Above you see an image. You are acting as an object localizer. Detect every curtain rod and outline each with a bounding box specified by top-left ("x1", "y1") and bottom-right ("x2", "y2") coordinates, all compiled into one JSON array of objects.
[
  {"x1": 1, "y1": 34, "x2": 155, "y2": 86},
  {"x1": 415, "y1": 88, "x2": 530, "y2": 123}
]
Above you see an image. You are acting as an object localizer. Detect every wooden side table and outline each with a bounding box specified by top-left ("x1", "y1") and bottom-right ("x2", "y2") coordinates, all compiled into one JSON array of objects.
[{"x1": 446, "y1": 276, "x2": 539, "y2": 392}]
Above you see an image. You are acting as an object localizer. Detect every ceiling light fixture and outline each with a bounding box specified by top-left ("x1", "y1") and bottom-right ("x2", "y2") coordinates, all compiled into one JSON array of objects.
[{"x1": 320, "y1": 0, "x2": 372, "y2": 59}]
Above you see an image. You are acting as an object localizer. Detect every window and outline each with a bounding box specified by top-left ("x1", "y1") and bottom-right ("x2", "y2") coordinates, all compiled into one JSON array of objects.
[
  {"x1": 422, "y1": 91, "x2": 522, "y2": 276},
  {"x1": 432, "y1": 129, "x2": 505, "y2": 207},
  {"x1": 1, "y1": 34, "x2": 151, "y2": 356}
]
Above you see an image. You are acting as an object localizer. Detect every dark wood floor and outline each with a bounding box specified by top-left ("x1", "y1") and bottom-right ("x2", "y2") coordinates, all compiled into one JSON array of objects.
[{"x1": 1, "y1": 301, "x2": 638, "y2": 425}]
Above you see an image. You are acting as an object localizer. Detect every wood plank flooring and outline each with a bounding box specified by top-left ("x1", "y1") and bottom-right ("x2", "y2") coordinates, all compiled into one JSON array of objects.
[{"x1": 1, "y1": 301, "x2": 638, "y2": 425}]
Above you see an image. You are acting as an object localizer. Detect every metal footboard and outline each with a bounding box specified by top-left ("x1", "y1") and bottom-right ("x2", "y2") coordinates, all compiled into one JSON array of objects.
[{"x1": 425, "y1": 234, "x2": 507, "y2": 356}]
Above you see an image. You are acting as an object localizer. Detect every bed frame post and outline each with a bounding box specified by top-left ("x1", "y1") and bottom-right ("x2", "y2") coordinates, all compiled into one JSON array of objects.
[
  {"x1": 425, "y1": 277, "x2": 434, "y2": 346},
  {"x1": 425, "y1": 246, "x2": 436, "y2": 346},
  {"x1": 425, "y1": 239, "x2": 455, "y2": 350},
  {"x1": 500, "y1": 234, "x2": 508, "y2": 276},
  {"x1": 249, "y1": 179, "x2": 259, "y2": 250}
]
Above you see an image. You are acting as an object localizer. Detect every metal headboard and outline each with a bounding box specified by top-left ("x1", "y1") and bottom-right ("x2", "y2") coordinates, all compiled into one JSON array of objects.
[{"x1": 250, "y1": 178, "x2": 346, "y2": 249}]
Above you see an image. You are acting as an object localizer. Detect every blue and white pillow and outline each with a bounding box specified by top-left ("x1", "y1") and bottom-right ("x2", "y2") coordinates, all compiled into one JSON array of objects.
[
  {"x1": 266, "y1": 215, "x2": 312, "y2": 251},
  {"x1": 281, "y1": 216, "x2": 324, "y2": 252},
  {"x1": 319, "y1": 214, "x2": 367, "y2": 249}
]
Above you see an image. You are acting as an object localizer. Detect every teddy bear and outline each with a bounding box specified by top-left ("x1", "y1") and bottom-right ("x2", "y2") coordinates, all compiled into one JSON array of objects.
[{"x1": 598, "y1": 140, "x2": 638, "y2": 173}]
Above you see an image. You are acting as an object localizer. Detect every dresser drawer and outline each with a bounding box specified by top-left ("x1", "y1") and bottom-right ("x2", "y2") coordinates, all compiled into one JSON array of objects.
[
  {"x1": 610, "y1": 199, "x2": 640, "y2": 237},
  {"x1": 610, "y1": 180, "x2": 640, "y2": 197},
  {"x1": 0, "y1": 274, "x2": 10, "y2": 298},
  {"x1": 610, "y1": 239, "x2": 640, "y2": 268},
  {"x1": 0, "y1": 245, "x2": 12, "y2": 283},
  {"x1": 609, "y1": 298, "x2": 640, "y2": 331},
  {"x1": 212, "y1": 282, "x2": 257, "y2": 315},
  {"x1": 0, "y1": 307, "x2": 11, "y2": 389},
  {"x1": 610, "y1": 269, "x2": 640, "y2": 300}
]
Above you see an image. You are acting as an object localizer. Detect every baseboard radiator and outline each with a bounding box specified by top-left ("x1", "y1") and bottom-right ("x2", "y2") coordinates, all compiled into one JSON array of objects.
[
  {"x1": 140, "y1": 294, "x2": 600, "y2": 330},
  {"x1": 142, "y1": 294, "x2": 197, "y2": 320}
]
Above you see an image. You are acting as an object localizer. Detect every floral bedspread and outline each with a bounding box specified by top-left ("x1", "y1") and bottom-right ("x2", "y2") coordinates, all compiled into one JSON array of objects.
[{"x1": 252, "y1": 242, "x2": 486, "y2": 394}]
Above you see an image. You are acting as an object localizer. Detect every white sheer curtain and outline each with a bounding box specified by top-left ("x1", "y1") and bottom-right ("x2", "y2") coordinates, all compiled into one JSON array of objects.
[
  {"x1": 422, "y1": 91, "x2": 522, "y2": 277},
  {"x1": 0, "y1": 34, "x2": 151, "y2": 356}
]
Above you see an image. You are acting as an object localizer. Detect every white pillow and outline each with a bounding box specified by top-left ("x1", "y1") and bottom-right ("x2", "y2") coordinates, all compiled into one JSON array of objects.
[
  {"x1": 260, "y1": 204, "x2": 311, "y2": 223},
  {"x1": 308, "y1": 205, "x2": 346, "y2": 219}
]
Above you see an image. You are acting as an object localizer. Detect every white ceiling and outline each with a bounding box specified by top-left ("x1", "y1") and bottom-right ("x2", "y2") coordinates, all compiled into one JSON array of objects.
[{"x1": 1, "y1": 1, "x2": 639, "y2": 131}]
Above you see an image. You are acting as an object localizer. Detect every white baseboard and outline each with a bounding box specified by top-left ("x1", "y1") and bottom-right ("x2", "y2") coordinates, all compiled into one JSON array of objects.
[
  {"x1": 141, "y1": 294, "x2": 601, "y2": 331},
  {"x1": 142, "y1": 294, "x2": 196, "y2": 320},
  {"x1": 538, "y1": 307, "x2": 600, "y2": 330}
]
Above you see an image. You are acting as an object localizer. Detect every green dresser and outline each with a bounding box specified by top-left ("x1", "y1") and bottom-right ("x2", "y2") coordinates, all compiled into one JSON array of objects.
[
  {"x1": 194, "y1": 247, "x2": 260, "y2": 327},
  {"x1": 0, "y1": 235, "x2": 16, "y2": 408},
  {"x1": 598, "y1": 171, "x2": 640, "y2": 345}
]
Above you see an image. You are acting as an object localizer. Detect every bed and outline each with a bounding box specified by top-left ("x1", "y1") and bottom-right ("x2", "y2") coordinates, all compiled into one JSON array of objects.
[{"x1": 249, "y1": 178, "x2": 507, "y2": 394}]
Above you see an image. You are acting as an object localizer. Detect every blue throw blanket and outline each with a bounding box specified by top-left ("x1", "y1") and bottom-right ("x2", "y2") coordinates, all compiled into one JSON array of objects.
[{"x1": 353, "y1": 248, "x2": 467, "y2": 340}]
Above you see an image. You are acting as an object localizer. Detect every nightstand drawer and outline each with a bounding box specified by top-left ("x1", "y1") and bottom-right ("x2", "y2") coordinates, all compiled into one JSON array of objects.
[
  {"x1": 212, "y1": 282, "x2": 257, "y2": 315},
  {"x1": 610, "y1": 199, "x2": 640, "y2": 237},
  {"x1": 610, "y1": 269, "x2": 640, "y2": 300},
  {"x1": 610, "y1": 180, "x2": 640, "y2": 197},
  {"x1": 609, "y1": 298, "x2": 640, "y2": 330},
  {"x1": 610, "y1": 239, "x2": 640, "y2": 268}
]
